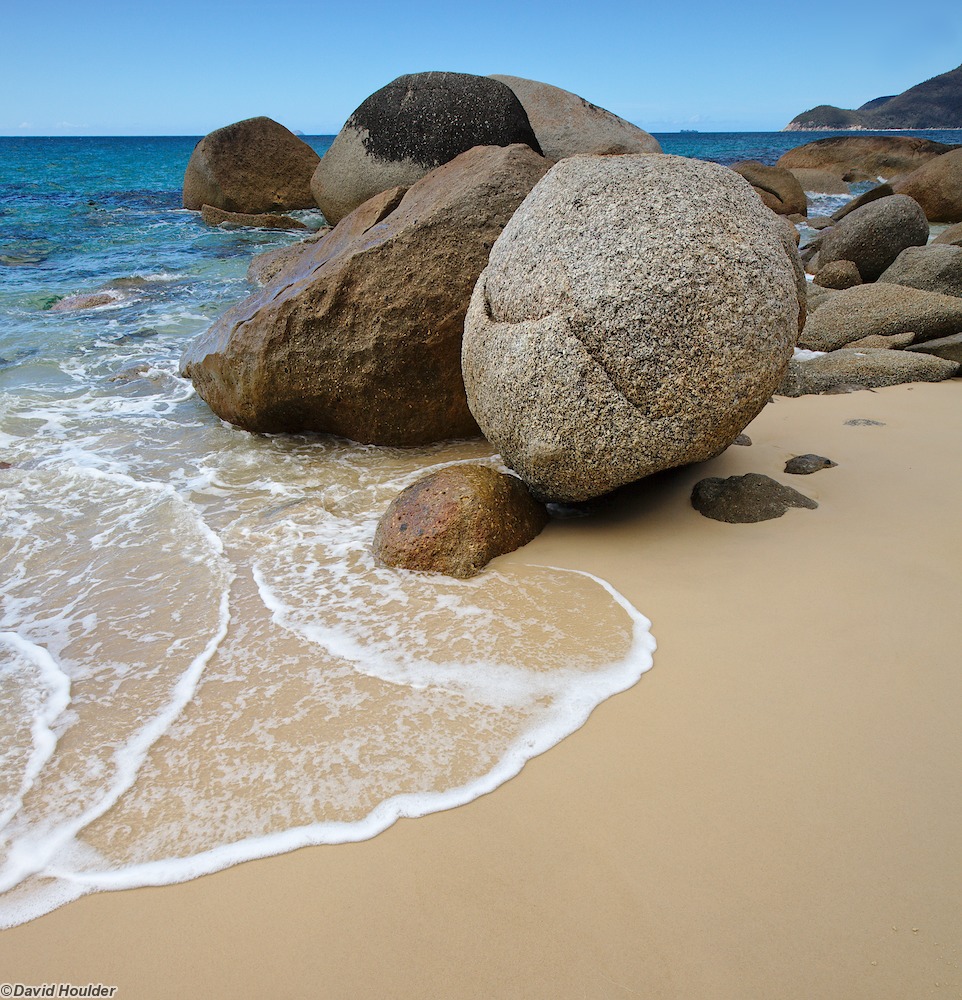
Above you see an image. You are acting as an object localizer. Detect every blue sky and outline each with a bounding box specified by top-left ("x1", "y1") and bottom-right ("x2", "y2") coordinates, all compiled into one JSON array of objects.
[{"x1": 5, "y1": 0, "x2": 962, "y2": 135}]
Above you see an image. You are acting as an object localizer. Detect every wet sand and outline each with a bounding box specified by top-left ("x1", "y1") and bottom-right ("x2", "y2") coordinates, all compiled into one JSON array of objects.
[{"x1": 1, "y1": 380, "x2": 960, "y2": 999}]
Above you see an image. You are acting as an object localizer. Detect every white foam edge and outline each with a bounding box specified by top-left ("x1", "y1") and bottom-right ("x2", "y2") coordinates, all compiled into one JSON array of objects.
[
  {"x1": 0, "y1": 633, "x2": 72, "y2": 831},
  {"x1": 793, "y1": 347, "x2": 827, "y2": 362},
  {"x1": 0, "y1": 466, "x2": 234, "y2": 893},
  {"x1": 38, "y1": 566, "x2": 654, "y2": 896}
]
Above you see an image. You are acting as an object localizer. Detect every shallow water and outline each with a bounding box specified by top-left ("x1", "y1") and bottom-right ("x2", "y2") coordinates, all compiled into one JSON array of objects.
[{"x1": 1, "y1": 128, "x2": 956, "y2": 927}]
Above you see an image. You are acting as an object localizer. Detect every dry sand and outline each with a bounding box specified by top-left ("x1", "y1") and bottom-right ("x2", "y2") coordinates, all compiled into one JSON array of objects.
[{"x1": 1, "y1": 380, "x2": 960, "y2": 999}]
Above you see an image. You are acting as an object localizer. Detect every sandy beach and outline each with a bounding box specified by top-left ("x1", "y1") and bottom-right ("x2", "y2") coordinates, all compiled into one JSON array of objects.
[{"x1": 1, "y1": 379, "x2": 960, "y2": 999}]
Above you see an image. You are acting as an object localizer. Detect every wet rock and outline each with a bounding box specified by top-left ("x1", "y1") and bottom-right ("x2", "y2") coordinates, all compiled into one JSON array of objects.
[
  {"x1": 691, "y1": 473, "x2": 817, "y2": 523},
  {"x1": 784, "y1": 454, "x2": 837, "y2": 474},
  {"x1": 0, "y1": 461, "x2": 12, "y2": 470},
  {"x1": 732, "y1": 160, "x2": 808, "y2": 216},
  {"x1": 817, "y1": 194, "x2": 928, "y2": 282},
  {"x1": 310, "y1": 72, "x2": 542, "y2": 226},
  {"x1": 799, "y1": 283, "x2": 962, "y2": 352},
  {"x1": 877, "y1": 244, "x2": 962, "y2": 298},
  {"x1": 489, "y1": 74, "x2": 660, "y2": 161},
  {"x1": 183, "y1": 117, "x2": 320, "y2": 214},
  {"x1": 49, "y1": 292, "x2": 118, "y2": 312},
  {"x1": 814, "y1": 259, "x2": 861, "y2": 289},
  {"x1": 182, "y1": 143, "x2": 551, "y2": 445},
  {"x1": 778, "y1": 347, "x2": 959, "y2": 396},
  {"x1": 372, "y1": 464, "x2": 549, "y2": 578},
  {"x1": 200, "y1": 205, "x2": 308, "y2": 230},
  {"x1": 892, "y1": 147, "x2": 962, "y2": 222},
  {"x1": 461, "y1": 154, "x2": 802, "y2": 503}
]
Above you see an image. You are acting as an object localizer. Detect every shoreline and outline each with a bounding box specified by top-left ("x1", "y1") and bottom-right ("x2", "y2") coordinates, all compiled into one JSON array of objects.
[{"x1": 1, "y1": 380, "x2": 959, "y2": 998}]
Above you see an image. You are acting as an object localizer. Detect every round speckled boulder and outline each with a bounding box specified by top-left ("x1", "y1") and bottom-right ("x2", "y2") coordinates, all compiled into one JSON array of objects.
[
  {"x1": 462, "y1": 154, "x2": 803, "y2": 503},
  {"x1": 311, "y1": 72, "x2": 542, "y2": 225},
  {"x1": 183, "y1": 117, "x2": 320, "y2": 213}
]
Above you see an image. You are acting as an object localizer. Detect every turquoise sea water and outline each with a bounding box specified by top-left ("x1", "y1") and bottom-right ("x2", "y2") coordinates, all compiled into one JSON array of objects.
[{"x1": 0, "y1": 129, "x2": 954, "y2": 927}]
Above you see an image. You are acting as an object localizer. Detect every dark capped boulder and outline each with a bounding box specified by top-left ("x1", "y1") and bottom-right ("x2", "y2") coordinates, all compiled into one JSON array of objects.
[
  {"x1": 892, "y1": 148, "x2": 962, "y2": 222},
  {"x1": 372, "y1": 464, "x2": 549, "y2": 579},
  {"x1": 816, "y1": 194, "x2": 928, "y2": 282},
  {"x1": 799, "y1": 283, "x2": 962, "y2": 352},
  {"x1": 310, "y1": 72, "x2": 542, "y2": 226},
  {"x1": 776, "y1": 135, "x2": 953, "y2": 182},
  {"x1": 691, "y1": 473, "x2": 817, "y2": 523},
  {"x1": 488, "y1": 75, "x2": 661, "y2": 161},
  {"x1": 183, "y1": 117, "x2": 320, "y2": 213},
  {"x1": 461, "y1": 154, "x2": 803, "y2": 503},
  {"x1": 877, "y1": 244, "x2": 962, "y2": 298},
  {"x1": 181, "y1": 143, "x2": 551, "y2": 445},
  {"x1": 732, "y1": 161, "x2": 807, "y2": 216}
]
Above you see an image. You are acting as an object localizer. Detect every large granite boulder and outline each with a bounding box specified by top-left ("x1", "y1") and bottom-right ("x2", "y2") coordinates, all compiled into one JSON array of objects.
[
  {"x1": 181, "y1": 144, "x2": 550, "y2": 445},
  {"x1": 310, "y1": 72, "x2": 541, "y2": 225},
  {"x1": 816, "y1": 194, "x2": 928, "y2": 282},
  {"x1": 488, "y1": 75, "x2": 661, "y2": 161},
  {"x1": 830, "y1": 183, "x2": 894, "y2": 222},
  {"x1": 892, "y1": 148, "x2": 962, "y2": 222},
  {"x1": 461, "y1": 154, "x2": 803, "y2": 503},
  {"x1": 877, "y1": 244, "x2": 962, "y2": 298},
  {"x1": 776, "y1": 135, "x2": 952, "y2": 182},
  {"x1": 372, "y1": 465, "x2": 548, "y2": 579},
  {"x1": 778, "y1": 347, "x2": 959, "y2": 396},
  {"x1": 799, "y1": 283, "x2": 962, "y2": 352},
  {"x1": 732, "y1": 161, "x2": 807, "y2": 216},
  {"x1": 183, "y1": 117, "x2": 320, "y2": 213}
]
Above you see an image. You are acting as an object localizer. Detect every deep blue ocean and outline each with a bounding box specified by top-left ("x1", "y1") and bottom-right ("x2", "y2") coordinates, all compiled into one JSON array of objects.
[{"x1": 0, "y1": 128, "x2": 956, "y2": 928}]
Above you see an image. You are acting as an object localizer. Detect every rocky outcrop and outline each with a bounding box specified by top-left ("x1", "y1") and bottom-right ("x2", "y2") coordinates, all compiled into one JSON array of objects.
[
  {"x1": 877, "y1": 244, "x2": 962, "y2": 298},
  {"x1": 776, "y1": 136, "x2": 953, "y2": 182},
  {"x1": 372, "y1": 465, "x2": 548, "y2": 578},
  {"x1": 488, "y1": 75, "x2": 660, "y2": 161},
  {"x1": 181, "y1": 143, "x2": 551, "y2": 445},
  {"x1": 799, "y1": 283, "x2": 962, "y2": 352},
  {"x1": 731, "y1": 161, "x2": 807, "y2": 216},
  {"x1": 892, "y1": 148, "x2": 962, "y2": 223},
  {"x1": 246, "y1": 227, "x2": 333, "y2": 285},
  {"x1": 461, "y1": 154, "x2": 802, "y2": 503},
  {"x1": 815, "y1": 194, "x2": 928, "y2": 282},
  {"x1": 778, "y1": 347, "x2": 959, "y2": 396},
  {"x1": 200, "y1": 205, "x2": 307, "y2": 230},
  {"x1": 784, "y1": 64, "x2": 962, "y2": 130},
  {"x1": 310, "y1": 72, "x2": 541, "y2": 225},
  {"x1": 183, "y1": 117, "x2": 320, "y2": 213},
  {"x1": 691, "y1": 474, "x2": 817, "y2": 522}
]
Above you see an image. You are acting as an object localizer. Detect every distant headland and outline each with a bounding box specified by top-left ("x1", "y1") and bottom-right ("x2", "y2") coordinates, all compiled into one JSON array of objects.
[{"x1": 784, "y1": 63, "x2": 962, "y2": 131}]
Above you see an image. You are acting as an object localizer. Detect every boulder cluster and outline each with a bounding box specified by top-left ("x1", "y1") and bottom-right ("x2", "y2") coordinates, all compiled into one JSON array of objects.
[{"x1": 180, "y1": 80, "x2": 960, "y2": 573}]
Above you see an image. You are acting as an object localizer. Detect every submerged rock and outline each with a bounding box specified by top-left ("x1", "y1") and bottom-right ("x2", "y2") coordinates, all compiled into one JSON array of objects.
[
  {"x1": 489, "y1": 75, "x2": 661, "y2": 161},
  {"x1": 183, "y1": 117, "x2": 320, "y2": 214},
  {"x1": 310, "y1": 72, "x2": 542, "y2": 225},
  {"x1": 182, "y1": 143, "x2": 550, "y2": 445},
  {"x1": 462, "y1": 154, "x2": 802, "y2": 503},
  {"x1": 372, "y1": 464, "x2": 549, "y2": 579},
  {"x1": 49, "y1": 292, "x2": 118, "y2": 311},
  {"x1": 691, "y1": 473, "x2": 817, "y2": 523},
  {"x1": 200, "y1": 205, "x2": 307, "y2": 230}
]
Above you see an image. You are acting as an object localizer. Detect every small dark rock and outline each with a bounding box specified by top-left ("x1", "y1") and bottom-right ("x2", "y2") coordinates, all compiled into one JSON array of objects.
[
  {"x1": 784, "y1": 454, "x2": 837, "y2": 475},
  {"x1": 691, "y1": 473, "x2": 818, "y2": 523},
  {"x1": 844, "y1": 418, "x2": 885, "y2": 426},
  {"x1": 734, "y1": 433, "x2": 752, "y2": 446},
  {"x1": 0, "y1": 461, "x2": 12, "y2": 470}
]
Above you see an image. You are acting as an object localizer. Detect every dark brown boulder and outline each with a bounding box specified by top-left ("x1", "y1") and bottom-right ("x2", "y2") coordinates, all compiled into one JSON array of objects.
[
  {"x1": 311, "y1": 72, "x2": 542, "y2": 225},
  {"x1": 732, "y1": 161, "x2": 807, "y2": 216},
  {"x1": 181, "y1": 143, "x2": 551, "y2": 445},
  {"x1": 200, "y1": 205, "x2": 307, "y2": 230},
  {"x1": 892, "y1": 148, "x2": 962, "y2": 222},
  {"x1": 372, "y1": 464, "x2": 549, "y2": 579},
  {"x1": 776, "y1": 136, "x2": 952, "y2": 182},
  {"x1": 183, "y1": 117, "x2": 320, "y2": 213},
  {"x1": 816, "y1": 194, "x2": 928, "y2": 282}
]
